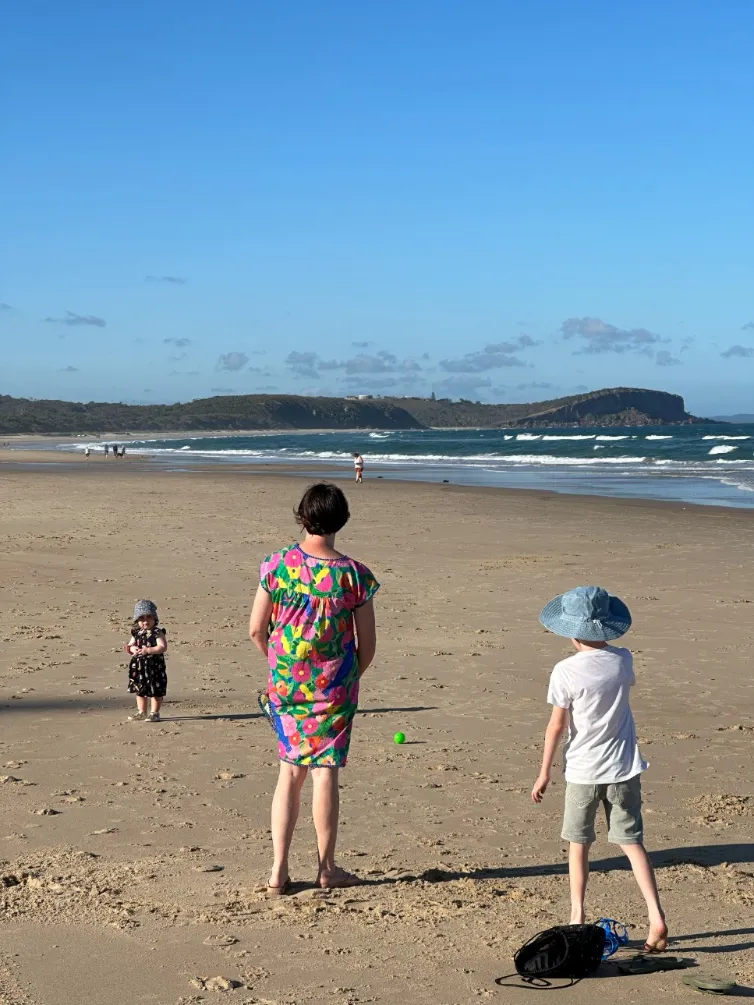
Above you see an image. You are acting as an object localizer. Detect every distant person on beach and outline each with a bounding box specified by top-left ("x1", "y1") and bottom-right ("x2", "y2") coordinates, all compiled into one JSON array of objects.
[
  {"x1": 249, "y1": 483, "x2": 379, "y2": 893},
  {"x1": 104, "y1": 444, "x2": 109, "y2": 457},
  {"x1": 125, "y1": 600, "x2": 168, "y2": 722},
  {"x1": 353, "y1": 452, "x2": 364, "y2": 483},
  {"x1": 121, "y1": 445, "x2": 127, "y2": 458},
  {"x1": 85, "y1": 446, "x2": 90, "y2": 460},
  {"x1": 531, "y1": 586, "x2": 667, "y2": 952}
]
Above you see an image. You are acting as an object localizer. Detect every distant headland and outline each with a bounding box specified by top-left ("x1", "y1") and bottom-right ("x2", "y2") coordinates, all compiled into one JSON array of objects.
[{"x1": 0, "y1": 387, "x2": 717, "y2": 435}]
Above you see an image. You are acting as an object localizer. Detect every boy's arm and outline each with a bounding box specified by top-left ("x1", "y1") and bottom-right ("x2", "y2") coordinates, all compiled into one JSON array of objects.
[{"x1": 532, "y1": 705, "x2": 570, "y2": 803}]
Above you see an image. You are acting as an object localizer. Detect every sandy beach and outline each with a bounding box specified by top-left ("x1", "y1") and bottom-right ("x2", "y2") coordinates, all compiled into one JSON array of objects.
[{"x1": 1, "y1": 461, "x2": 753, "y2": 1004}]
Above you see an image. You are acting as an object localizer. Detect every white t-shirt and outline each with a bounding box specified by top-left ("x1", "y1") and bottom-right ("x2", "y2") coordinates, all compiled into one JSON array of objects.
[
  {"x1": 547, "y1": 646, "x2": 647, "y2": 784},
  {"x1": 354, "y1": 455, "x2": 364, "y2": 469}
]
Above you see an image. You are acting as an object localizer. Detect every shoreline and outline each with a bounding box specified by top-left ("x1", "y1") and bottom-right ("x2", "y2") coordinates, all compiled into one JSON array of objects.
[
  {"x1": 1, "y1": 447, "x2": 753, "y2": 517},
  {"x1": 1, "y1": 414, "x2": 735, "y2": 443}
]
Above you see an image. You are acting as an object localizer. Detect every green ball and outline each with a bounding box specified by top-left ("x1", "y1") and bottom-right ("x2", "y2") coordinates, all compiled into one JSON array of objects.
[{"x1": 393, "y1": 732, "x2": 406, "y2": 745}]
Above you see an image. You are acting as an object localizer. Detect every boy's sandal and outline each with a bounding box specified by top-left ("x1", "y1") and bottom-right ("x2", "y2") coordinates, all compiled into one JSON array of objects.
[
  {"x1": 616, "y1": 956, "x2": 691, "y2": 975},
  {"x1": 643, "y1": 936, "x2": 669, "y2": 953},
  {"x1": 682, "y1": 973, "x2": 739, "y2": 996}
]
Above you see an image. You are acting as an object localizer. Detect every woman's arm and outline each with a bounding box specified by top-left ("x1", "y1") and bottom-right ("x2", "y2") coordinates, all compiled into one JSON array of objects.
[
  {"x1": 531, "y1": 705, "x2": 569, "y2": 803},
  {"x1": 249, "y1": 584, "x2": 274, "y2": 655},
  {"x1": 354, "y1": 599, "x2": 376, "y2": 678}
]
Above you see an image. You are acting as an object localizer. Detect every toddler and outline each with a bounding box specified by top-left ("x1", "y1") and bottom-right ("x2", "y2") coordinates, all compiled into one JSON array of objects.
[{"x1": 126, "y1": 599, "x2": 168, "y2": 722}]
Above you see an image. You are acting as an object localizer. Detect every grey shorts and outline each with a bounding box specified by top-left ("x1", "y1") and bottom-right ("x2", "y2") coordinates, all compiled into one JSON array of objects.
[{"x1": 562, "y1": 774, "x2": 644, "y2": 845}]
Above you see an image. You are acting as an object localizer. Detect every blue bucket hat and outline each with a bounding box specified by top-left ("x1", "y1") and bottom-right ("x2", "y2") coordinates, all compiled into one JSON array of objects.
[
  {"x1": 133, "y1": 599, "x2": 158, "y2": 622},
  {"x1": 539, "y1": 586, "x2": 631, "y2": 642}
]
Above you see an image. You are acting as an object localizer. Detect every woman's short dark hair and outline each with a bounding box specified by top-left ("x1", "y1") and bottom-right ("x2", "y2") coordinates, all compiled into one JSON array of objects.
[{"x1": 295, "y1": 483, "x2": 350, "y2": 536}]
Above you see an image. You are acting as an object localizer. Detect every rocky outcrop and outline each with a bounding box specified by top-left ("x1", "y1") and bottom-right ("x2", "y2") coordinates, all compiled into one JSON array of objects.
[{"x1": 515, "y1": 388, "x2": 695, "y2": 427}]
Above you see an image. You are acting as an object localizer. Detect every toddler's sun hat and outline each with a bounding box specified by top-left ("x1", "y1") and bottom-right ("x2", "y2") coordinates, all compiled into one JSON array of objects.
[
  {"x1": 539, "y1": 586, "x2": 631, "y2": 642},
  {"x1": 133, "y1": 599, "x2": 158, "y2": 621}
]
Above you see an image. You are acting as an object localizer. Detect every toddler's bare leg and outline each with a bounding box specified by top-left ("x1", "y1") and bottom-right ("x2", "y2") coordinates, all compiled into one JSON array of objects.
[
  {"x1": 568, "y1": 842, "x2": 591, "y2": 924},
  {"x1": 150, "y1": 697, "x2": 163, "y2": 715},
  {"x1": 136, "y1": 696, "x2": 148, "y2": 715}
]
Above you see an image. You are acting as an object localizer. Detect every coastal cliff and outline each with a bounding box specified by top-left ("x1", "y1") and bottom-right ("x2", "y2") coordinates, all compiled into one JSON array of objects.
[{"x1": 512, "y1": 387, "x2": 694, "y2": 427}]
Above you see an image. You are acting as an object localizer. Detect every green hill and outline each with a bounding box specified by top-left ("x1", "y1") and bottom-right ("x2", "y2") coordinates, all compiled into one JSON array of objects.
[{"x1": 0, "y1": 387, "x2": 710, "y2": 435}]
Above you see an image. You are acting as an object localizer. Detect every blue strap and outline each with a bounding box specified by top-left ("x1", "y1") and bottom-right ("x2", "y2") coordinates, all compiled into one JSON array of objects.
[{"x1": 597, "y1": 918, "x2": 629, "y2": 959}]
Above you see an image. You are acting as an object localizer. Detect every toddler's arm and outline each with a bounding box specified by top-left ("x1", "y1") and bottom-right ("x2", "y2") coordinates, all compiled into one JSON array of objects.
[
  {"x1": 531, "y1": 705, "x2": 569, "y2": 803},
  {"x1": 145, "y1": 630, "x2": 167, "y2": 656},
  {"x1": 125, "y1": 635, "x2": 137, "y2": 655},
  {"x1": 131, "y1": 631, "x2": 167, "y2": 657}
]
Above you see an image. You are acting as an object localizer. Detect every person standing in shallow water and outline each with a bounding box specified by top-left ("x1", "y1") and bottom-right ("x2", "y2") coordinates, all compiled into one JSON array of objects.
[{"x1": 249, "y1": 483, "x2": 379, "y2": 893}]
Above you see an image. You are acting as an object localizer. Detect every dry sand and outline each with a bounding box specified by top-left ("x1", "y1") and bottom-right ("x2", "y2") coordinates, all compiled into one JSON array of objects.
[{"x1": 0, "y1": 460, "x2": 752, "y2": 1004}]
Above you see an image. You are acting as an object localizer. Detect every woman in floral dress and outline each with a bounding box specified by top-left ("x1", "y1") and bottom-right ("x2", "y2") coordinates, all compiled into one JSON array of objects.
[{"x1": 249, "y1": 483, "x2": 378, "y2": 893}]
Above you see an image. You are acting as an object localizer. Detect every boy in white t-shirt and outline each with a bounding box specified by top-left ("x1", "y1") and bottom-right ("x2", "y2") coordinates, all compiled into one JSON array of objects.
[{"x1": 531, "y1": 585, "x2": 667, "y2": 952}]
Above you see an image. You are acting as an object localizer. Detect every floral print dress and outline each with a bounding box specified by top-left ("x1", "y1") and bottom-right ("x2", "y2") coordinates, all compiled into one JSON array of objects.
[
  {"x1": 128, "y1": 627, "x2": 168, "y2": 698},
  {"x1": 260, "y1": 544, "x2": 379, "y2": 767}
]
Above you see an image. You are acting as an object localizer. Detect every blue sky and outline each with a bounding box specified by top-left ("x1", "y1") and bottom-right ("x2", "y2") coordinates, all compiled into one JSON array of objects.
[{"x1": 2, "y1": 0, "x2": 753, "y2": 416}]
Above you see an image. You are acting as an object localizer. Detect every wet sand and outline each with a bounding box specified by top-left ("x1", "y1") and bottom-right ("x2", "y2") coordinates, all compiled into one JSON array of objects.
[{"x1": 0, "y1": 464, "x2": 752, "y2": 1003}]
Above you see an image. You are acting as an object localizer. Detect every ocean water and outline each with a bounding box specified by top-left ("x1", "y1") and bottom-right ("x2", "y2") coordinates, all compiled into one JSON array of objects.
[{"x1": 63, "y1": 424, "x2": 754, "y2": 509}]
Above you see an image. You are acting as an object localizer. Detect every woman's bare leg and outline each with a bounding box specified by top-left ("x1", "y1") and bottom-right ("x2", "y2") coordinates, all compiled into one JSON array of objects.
[
  {"x1": 312, "y1": 768, "x2": 361, "y2": 887},
  {"x1": 269, "y1": 763, "x2": 307, "y2": 888}
]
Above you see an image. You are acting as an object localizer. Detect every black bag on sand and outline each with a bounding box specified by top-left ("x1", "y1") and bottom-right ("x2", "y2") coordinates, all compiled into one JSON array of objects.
[{"x1": 500, "y1": 925, "x2": 607, "y2": 987}]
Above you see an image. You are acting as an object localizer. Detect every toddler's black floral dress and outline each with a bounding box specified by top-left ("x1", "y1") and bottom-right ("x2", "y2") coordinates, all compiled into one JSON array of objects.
[{"x1": 128, "y1": 627, "x2": 168, "y2": 698}]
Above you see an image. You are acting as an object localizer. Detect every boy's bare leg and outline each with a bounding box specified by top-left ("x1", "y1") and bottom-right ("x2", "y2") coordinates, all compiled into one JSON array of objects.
[
  {"x1": 620, "y1": 843, "x2": 668, "y2": 950},
  {"x1": 568, "y1": 842, "x2": 590, "y2": 923}
]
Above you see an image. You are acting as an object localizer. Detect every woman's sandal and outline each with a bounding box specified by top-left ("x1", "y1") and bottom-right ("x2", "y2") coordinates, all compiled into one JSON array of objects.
[
  {"x1": 257, "y1": 692, "x2": 276, "y2": 733},
  {"x1": 265, "y1": 878, "x2": 292, "y2": 897},
  {"x1": 318, "y1": 869, "x2": 363, "y2": 890}
]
